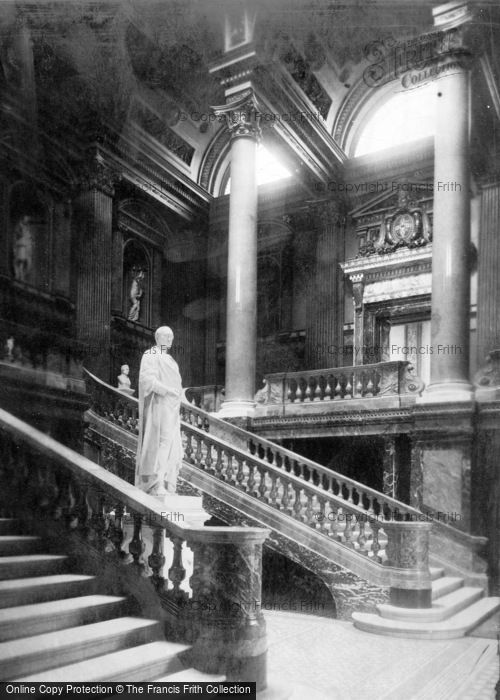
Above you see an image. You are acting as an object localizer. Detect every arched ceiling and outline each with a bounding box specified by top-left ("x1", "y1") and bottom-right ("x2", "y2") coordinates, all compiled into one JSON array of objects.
[{"x1": 1, "y1": 0, "x2": 500, "y2": 201}]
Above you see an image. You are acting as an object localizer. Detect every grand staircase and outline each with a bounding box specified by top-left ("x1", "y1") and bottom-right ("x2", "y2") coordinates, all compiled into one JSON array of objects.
[
  {"x1": 84, "y1": 370, "x2": 500, "y2": 639},
  {"x1": 0, "y1": 518, "x2": 223, "y2": 682}
]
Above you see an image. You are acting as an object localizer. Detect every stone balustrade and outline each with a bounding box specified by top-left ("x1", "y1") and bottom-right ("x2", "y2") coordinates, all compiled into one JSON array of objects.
[
  {"x1": 85, "y1": 370, "x2": 433, "y2": 606},
  {"x1": 0, "y1": 406, "x2": 269, "y2": 686},
  {"x1": 257, "y1": 361, "x2": 424, "y2": 407}
]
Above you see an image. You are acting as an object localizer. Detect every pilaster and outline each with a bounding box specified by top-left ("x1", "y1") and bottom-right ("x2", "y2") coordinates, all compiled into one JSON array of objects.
[{"x1": 74, "y1": 153, "x2": 117, "y2": 379}]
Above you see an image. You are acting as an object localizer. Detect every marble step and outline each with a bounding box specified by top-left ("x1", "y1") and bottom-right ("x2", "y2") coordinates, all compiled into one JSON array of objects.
[
  {"x1": 0, "y1": 595, "x2": 126, "y2": 642},
  {"x1": 377, "y1": 586, "x2": 483, "y2": 623},
  {"x1": 18, "y1": 641, "x2": 190, "y2": 682},
  {"x1": 432, "y1": 576, "x2": 463, "y2": 600},
  {"x1": 0, "y1": 574, "x2": 95, "y2": 609},
  {"x1": 0, "y1": 519, "x2": 20, "y2": 535},
  {"x1": 0, "y1": 616, "x2": 162, "y2": 680},
  {"x1": 156, "y1": 668, "x2": 226, "y2": 681},
  {"x1": 429, "y1": 566, "x2": 445, "y2": 581},
  {"x1": 0, "y1": 554, "x2": 67, "y2": 580},
  {"x1": 0, "y1": 536, "x2": 42, "y2": 556},
  {"x1": 352, "y1": 597, "x2": 500, "y2": 639}
]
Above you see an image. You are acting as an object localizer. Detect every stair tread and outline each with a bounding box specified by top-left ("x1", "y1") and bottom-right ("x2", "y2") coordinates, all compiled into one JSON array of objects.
[
  {"x1": 0, "y1": 595, "x2": 126, "y2": 624},
  {"x1": 378, "y1": 587, "x2": 483, "y2": 621},
  {"x1": 1, "y1": 617, "x2": 160, "y2": 663},
  {"x1": 18, "y1": 641, "x2": 190, "y2": 682},
  {"x1": 0, "y1": 574, "x2": 93, "y2": 592},
  {"x1": 354, "y1": 597, "x2": 500, "y2": 632},
  {"x1": 432, "y1": 576, "x2": 463, "y2": 599}
]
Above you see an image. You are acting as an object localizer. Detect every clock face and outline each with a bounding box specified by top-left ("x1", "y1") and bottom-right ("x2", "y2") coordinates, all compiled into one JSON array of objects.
[{"x1": 392, "y1": 213, "x2": 416, "y2": 243}]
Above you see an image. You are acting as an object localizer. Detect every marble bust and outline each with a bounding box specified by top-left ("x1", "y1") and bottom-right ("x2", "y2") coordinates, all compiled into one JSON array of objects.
[{"x1": 117, "y1": 364, "x2": 135, "y2": 395}]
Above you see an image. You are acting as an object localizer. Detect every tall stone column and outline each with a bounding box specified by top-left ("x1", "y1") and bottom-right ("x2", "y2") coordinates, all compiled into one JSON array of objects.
[
  {"x1": 423, "y1": 50, "x2": 473, "y2": 402},
  {"x1": 213, "y1": 93, "x2": 261, "y2": 417},
  {"x1": 306, "y1": 202, "x2": 344, "y2": 369},
  {"x1": 74, "y1": 156, "x2": 115, "y2": 380}
]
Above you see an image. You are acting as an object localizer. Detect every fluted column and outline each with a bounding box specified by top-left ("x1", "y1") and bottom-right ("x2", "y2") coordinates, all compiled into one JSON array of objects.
[
  {"x1": 423, "y1": 50, "x2": 473, "y2": 402},
  {"x1": 477, "y1": 183, "x2": 500, "y2": 364},
  {"x1": 74, "y1": 156, "x2": 115, "y2": 379},
  {"x1": 213, "y1": 93, "x2": 261, "y2": 417},
  {"x1": 306, "y1": 202, "x2": 344, "y2": 369}
]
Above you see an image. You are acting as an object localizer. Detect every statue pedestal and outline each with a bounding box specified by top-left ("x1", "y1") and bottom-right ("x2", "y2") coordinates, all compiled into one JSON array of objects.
[
  {"x1": 157, "y1": 494, "x2": 207, "y2": 527},
  {"x1": 117, "y1": 387, "x2": 135, "y2": 396}
]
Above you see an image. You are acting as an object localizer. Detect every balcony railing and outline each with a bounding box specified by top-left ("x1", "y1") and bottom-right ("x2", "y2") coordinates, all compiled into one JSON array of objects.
[{"x1": 255, "y1": 361, "x2": 424, "y2": 408}]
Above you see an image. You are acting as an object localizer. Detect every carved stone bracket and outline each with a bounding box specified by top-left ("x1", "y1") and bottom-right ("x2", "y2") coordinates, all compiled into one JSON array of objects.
[
  {"x1": 474, "y1": 349, "x2": 500, "y2": 401},
  {"x1": 350, "y1": 273, "x2": 364, "y2": 312}
]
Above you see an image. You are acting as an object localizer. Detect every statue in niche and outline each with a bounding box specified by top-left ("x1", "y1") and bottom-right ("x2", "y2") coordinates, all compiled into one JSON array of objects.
[
  {"x1": 13, "y1": 216, "x2": 33, "y2": 283},
  {"x1": 128, "y1": 267, "x2": 145, "y2": 322},
  {"x1": 117, "y1": 364, "x2": 134, "y2": 395}
]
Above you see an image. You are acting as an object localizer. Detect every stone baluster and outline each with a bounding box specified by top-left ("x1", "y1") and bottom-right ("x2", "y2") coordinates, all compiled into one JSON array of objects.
[
  {"x1": 148, "y1": 526, "x2": 166, "y2": 591},
  {"x1": 110, "y1": 503, "x2": 126, "y2": 559},
  {"x1": 168, "y1": 536, "x2": 187, "y2": 600},
  {"x1": 129, "y1": 513, "x2": 146, "y2": 572}
]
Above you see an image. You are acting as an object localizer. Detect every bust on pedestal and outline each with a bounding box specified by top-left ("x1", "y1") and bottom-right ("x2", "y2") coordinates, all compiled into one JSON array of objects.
[{"x1": 117, "y1": 364, "x2": 135, "y2": 395}]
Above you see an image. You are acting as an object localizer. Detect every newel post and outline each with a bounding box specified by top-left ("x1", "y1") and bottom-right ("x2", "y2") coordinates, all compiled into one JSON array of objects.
[
  {"x1": 186, "y1": 527, "x2": 269, "y2": 690},
  {"x1": 383, "y1": 521, "x2": 433, "y2": 608}
]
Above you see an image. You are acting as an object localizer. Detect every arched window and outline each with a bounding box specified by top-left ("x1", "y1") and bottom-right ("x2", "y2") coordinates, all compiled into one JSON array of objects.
[
  {"x1": 123, "y1": 239, "x2": 150, "y2": 326},
  {"x1": 10, "y1": 183, "x2": 50, "y2": 290},
  {"x1": 224, "y1": 144, "x2": 292, "y2": 195},
  {"x1": 354, "y1": 82, "x2": 436, "y2": 157}
]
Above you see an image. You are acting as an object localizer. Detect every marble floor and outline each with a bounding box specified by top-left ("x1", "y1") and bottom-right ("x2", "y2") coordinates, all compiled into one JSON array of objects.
[{"x1": 261, "y1": 610, "x2": 499, "y2": 700}]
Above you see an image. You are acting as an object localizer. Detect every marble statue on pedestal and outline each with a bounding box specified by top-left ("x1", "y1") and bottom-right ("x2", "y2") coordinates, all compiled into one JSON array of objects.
[
  {"x1": 117, "y1": 364, "x2": 134, "y2": 395},
  {"x1": 135, "y1": 326, "x2": 183, "y2": 497}
]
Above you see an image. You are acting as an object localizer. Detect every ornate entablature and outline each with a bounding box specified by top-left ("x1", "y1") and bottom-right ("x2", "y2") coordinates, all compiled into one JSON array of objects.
[
  {"x1": 130, "y1": 100, "x2": 195, "y2": 167},
  {"x1": 342, "y1": 187, "x2": 433, "y2": 305},
  {"x1": 355, "y1": 188, "x2": 433, "y2": 257}
]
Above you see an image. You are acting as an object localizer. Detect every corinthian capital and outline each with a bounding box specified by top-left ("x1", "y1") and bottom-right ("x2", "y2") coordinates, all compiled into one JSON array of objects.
[{"x1": 212, "y1": 90, "x2": 262, "y2": 142}]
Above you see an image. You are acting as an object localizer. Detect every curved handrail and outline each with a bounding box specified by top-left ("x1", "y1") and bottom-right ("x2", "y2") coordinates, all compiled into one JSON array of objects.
[
  {"x1": 84, "y1": 368, "x2": 435, "y2": 591},
  {"x1": 83, "y1": 367, "x2": 421, "y2": 519}
]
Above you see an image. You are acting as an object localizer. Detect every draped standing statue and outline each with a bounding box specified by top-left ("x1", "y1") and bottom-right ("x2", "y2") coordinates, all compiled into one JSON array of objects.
[
  {"x1": 135, "y1": 326, "x2": 183, "y2": 496},
  {"x1": 128, "y1": 268, "x2": 145, "y2": 322}
]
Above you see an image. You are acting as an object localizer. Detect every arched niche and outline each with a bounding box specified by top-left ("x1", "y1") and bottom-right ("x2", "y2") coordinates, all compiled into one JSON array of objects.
[
  {"x1": 122, "y1": 238, "x2": 150, "y2": 326},
  {"x1": 9, "y1": 182, "x2": 51, "y2": 290}
]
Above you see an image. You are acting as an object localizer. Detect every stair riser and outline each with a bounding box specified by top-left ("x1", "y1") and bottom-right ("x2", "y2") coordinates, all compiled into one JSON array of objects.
[
  {"x1": 2, "y1": 623, "x2": 161, "y2": 680},
  {"x1": 0, "y1": 581, "x2": 94, "y2": 609},
  {"x1": 0, "y1": 541, "x2": 42, "y2": 556},
  {"x1": 0, "y1": 559, "x2": 67, "y2": 580},
  {"x1": 0, "y1": 521, "x2": 20, "y2": 536},
  {"x1": 93, "y1": 655, "x2": 186, "y2": 683},
  {"x1": 0, "y1": 601, "x2": 126, "y2": 643},
  {"x1": 432, "y1": 580, "x2": 463, "y2": 600}
]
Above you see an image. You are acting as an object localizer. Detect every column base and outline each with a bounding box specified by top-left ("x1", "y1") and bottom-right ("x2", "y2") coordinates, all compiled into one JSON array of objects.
[
  {"x1": 218, "y1": 400, "x2": 256, "y2": 418},
  {"x1": 417, "y1": 381, "x2": 474, "y2": 404}
]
